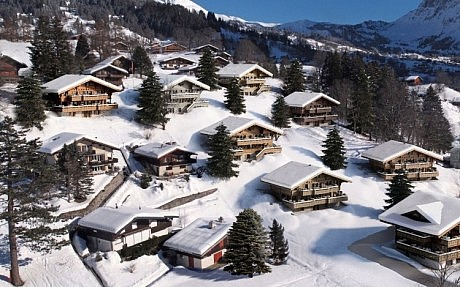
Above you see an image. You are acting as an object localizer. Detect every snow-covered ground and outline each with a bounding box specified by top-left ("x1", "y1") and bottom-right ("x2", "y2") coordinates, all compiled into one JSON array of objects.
[{"x1": 1, "y1": 72, "x2": 460, "y2": 286}]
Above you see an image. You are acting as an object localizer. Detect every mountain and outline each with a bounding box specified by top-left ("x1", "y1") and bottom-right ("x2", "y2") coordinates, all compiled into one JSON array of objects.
[{"x1": 277, "y1": 0, "x2": 460, "y2": 55}]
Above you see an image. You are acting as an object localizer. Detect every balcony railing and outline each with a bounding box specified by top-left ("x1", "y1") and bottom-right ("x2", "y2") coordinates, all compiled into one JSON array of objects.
[
  {"x1": 69, "y1": 94, "x2": 109, "y2": 101},
  {"x1": 282, "y1": 194, "x2": 348, "y2": 211},
  {"x1": 396, "y1": 241, "x2": 460, "y2": 262},
  {"x1": 186, "y1": 100, "x2": 208, "y2": 112},
  {"x1": 236, "y1": 137, "x2": 273, "y2": 146},
  {"x1": 441, "y1": 236, "x2": 460, "y2": 248},
  {"x1": 88, "y1": 158, "x2": 118, "y2": 166},
  {"x1": 307, "y1": 107, "x2": 332, "y2": 114},
  {"x1": 300, "y1": 185, "x2": 340, "y2": 196},
  {"x1": 169, "y1": 92, "x2": 200, "y2": 99},
  {"x1": 378, "y1": 170, "x2": 438, "y2": 181},
  {"x1": 292, "y1": 114, "x2": 338, "y2": 125},
  {"x1": 396, "y1": 229, "x2": 432, "y2": 245},
  {"x1": 54, "y1": 103, "x2": 118, "y2": 113},
  {"x1": 393, "y1": 162, "x2": 433, "y2": 170},
  {"x1": 244, "y1": 78, "x2": 265, "y2": 85},
  {"x1": 255, "y1": 146, "x2": 282, "y2": 161}
]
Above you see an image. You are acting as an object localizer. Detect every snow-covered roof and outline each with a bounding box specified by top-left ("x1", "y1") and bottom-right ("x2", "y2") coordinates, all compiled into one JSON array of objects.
[
  {"x1": 159, "y1": 55, "x2": 196, "y2": 64},
  {"x1": 78, "y1": 206, "x2": 179, "y2": 234},
  {"x1": 42, "y1": 74, "x2": 123, "y2": 94},
  {"x1": 192, "y1": 44, "x2": 219, "y2": 52},
  {"x1": 38, "y1": 132, "x2": 119, "y2": 154},
  {"x1": 284, "y1": 91, "x2": 340, "y2": 108},
  {"x1": 82, "y1": 55, "x2": 130, "y2": 75},
  {"x1": 261, "y1": 161, "x2": 351, "y2": 189},
  {"x1": 200, "y1": 116, "x2": 283, "y2": 137},
  {"x1": 361, "y1": 140, "x2": 443, "y2": 163},
  {"x1": 0, "y1": 54, "x2": 27, "y2": 68},
  {"x1": 379, "y1": 190, "x2": 460, "y2": 236},
  {"x1": 405, "y1": 75, "x2": 422, "y2": 81},
  {"x1": 157, "y1": 74, "x2": 210, "y2": 91},
  {"x1": 163, "y1": 217, "x2": 232, "y2": 256},
  {"x1": 216, "y1": 63, "x2": 273, "y2": 78},
  {"x1": 134, "y1": 142, "x2": 196, "y2": 159}
]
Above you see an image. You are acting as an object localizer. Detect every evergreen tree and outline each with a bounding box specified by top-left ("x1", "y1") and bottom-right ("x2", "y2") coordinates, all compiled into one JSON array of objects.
[
  {"x1": 57, "y1": 142, "x2": 94, "y2": 202},
  {"x1": 271, "y1": 95, "x2": 290, "y2": 128},
  {"x1": 282, "y1": 60, "x2": 305, "y2": 96},
  {"x1": 132, "y1": 46, "x2": 153, "y2": 77},
  {"x1": 384, "y1": 170, "x2": 414, "y2": 210},
  {"x1": 137, "y1": 71, "x2": 169, "y2": 129},
  {"x1": 224, "y1": 78, "x2": 245, "y2": 115},
  {"x1": 420, "y1": 86, "x2": 453, "y2": 153},
  {"x1": 320, "y1": 51, "x2": 342, "y2": 93},
  {"x1": 50, "y1": 17, "x2": 74, "y2": 76},
  {"x1": 14, "y1": 75, "x2": 46, "y2": 130},
  {"x1": 196, "y1": 49, "x2": 218, "y2": 89},
  {"x1": 321, "y1": 127, "x2": 347, "y2": 170},
  {"x1": 269, "y1": 219, "x2": 289, "y2": 265},
  {"x1": 75, "y1": 34, "x2": 91, "y2": 71},
  {"x1": 224, "y1": 209, "x2": 271, "y2": 277},
  {"x1": 0, "y1": 117, "x2": 66, "y2": 286},
  {"x1": 207, "y1": 123, "x2": 239, "y2": 179}
]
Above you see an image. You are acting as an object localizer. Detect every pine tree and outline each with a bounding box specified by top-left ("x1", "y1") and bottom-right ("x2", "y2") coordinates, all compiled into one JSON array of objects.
[
  {"x1": 224, "y1": 78, "x2": 245, "y2": 115},
  {"x1": 57, "y1": 142, "x2": 94, "y2": 202},
  {"x1": 282, "y1": 60, "x2": 305, "y2": 96},
  {"x1": 321, "y1": 127, "x2": 347, "y2": 170},
  {"x1": 132, "y1": 46, "x2": 153, "y2": 78},
  {"x1": 50, "y1": 17, "x2": 74, "y2": 76},
  {"x1": 224, "y1": 209, "x2": 271, "y2": 277},
  {"x1": 421, "y1": 86, "x2": 453, "y2": 153},
  {"x1": 269, "y1": 219, "x2": 289, "y2": 265},
  {"x1": 0, "y1": 117, "x2": 66, "y2": 286},
  {"x1": 384, "y1": 170, "x2": 414, "y2": 210},
  {"x1": 196, "y1": 49, "x2": 218, "y2": 89},
  {"x1": 15, "y1": 75, "x2": 47, "y2": 130},
  {"x1": 75, "y1": 34, "x2": 91, "y2": 71},
  {"x1": 207, "y1": 123, "x2": 239, "y2": 179},
  {"x1": 271, "y1": 95, "x2": 290, "y2": 128},
  {"x1": 137, "y1": 71, "x2": 169, "y2": 129}
]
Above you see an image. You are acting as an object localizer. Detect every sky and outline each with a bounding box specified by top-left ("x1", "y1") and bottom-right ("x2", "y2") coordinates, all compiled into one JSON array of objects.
[{"x1": 192, "y1": 0, "x2": 423, "y2": 24}]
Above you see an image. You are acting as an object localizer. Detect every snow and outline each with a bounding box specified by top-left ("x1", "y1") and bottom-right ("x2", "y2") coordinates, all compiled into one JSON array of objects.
[
  {"x1": 134, "y1": 142, "x2": 195, "y2": 159},
  {"x1": 361, "y1": 140, "x2": 444, "y2": 162},
  {"x1": 42, "y1": 74, "x2": 123, "y2": 94},
  {"x1": 200, "y1": 115, "x2": 283, "y2": 136},
  {"x1": 216, "y1": 63, "x2": 273, "y2": 78},
  {"x1": 2, "y1": 44, "x2": 460, "y2": 287},
  {"x1": 284, "y1": 91, "x2": 340, "y2": 107}
]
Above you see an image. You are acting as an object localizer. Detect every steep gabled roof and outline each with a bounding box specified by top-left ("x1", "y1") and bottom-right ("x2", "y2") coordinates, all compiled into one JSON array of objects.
[
  {"x1": 261, "y1": 161, "x2": 351, "y2": 189},
  {"x1": 157, "y1": 74, "x2": 210, "y2": 91},
  {"x1": 200, "y1": 116, "x2": 283, "y2": 137},
  {"x1": 159, "y1": 55, "x2": 196, "y2": 64},
  {"x1": 284, "y1": 91, "x2": 340, "y2": 108},
  {"x1": 38, "y1": 132, "x2": 119, "y2": 154},
  {"x1": 78, "y1": 206, "x2": 178, "y2": 234},
  {"x1": 134, "y1": 142, "x2": 196, "y2": 159},
  {"x1": 192, "y1": 44, "x2": 220, "y2": 52},
  {"x1": 0, "y1": 55, "x2": 27, "y2": 69},
  {"x1": 217, "y1": 63, "x2": 273, "y2": 78},
  {"x1": 42, "y1": 74, "x2": 123, "y2": 94},
  {"x1": 379, "y1": 190, "x2": 460, "y2": 236},
  {"x1": 82, "y1": 55, "x2": 130, "y2": 75},
  {"x1": 163, "y1": 217, "x2": 232, "y2": 257},
  {"x1": 361, "y1": 140, "x2": 443, "y2": 163}
]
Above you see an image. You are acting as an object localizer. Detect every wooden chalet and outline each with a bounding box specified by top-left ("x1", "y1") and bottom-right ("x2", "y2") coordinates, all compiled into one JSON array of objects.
[
  {"x1": 78, "y1": 206, "x2": 178, "y2": 252},
  {"x1": 133, "y1": 142, "x2": 197, "y2": 177},
  {"x1": 112, "y1": 41, "x2": 129, "y2": 53},
  {"x1": 200, "y1": 116, "x2": 283, "y2": 161},
  {"x1": 362, "y1": 140, "x2": 443, "y2": 181},
  {"x1": 285, "y1": 91, "x2": 340, "y2": 126},
  {"x1": 163, "y1": 217, "x2": 231, "y2": 270},
  {"x1": 82, "y1": 55, "x2": 130, "y2": 86},
  {"x1": 158, "y1": 74, "x2": 209, "y2": 113},
  {"x1": 379, "y1": 190, "x2": 460, "y2": 269},
  {"x1": 213, "y1": 55, "x2": 230, "y2": 68},
  {"x1": 404, "y1": 75, "x2": 423, "y2": 86},
  {"x1": 261, "y1": 161, "x2": 351, "y2": 212},
  {"x1": 0, "y1": 55, "x2": 27, "y2": 83},
  {"x1": 192, "y1": 44, "x2": 220, "y2": 54},
  {"x1": 38, "y1": 132, "x2": 120, "y2": 175},
  {"x1": 151, "y1": 42, "x2": 187, "y2": 54},
  {"x1": 159, "y1": 56, "x2": 196, "y2": 70},
  {"x1": 42, "y1": 74, "x2": 122, "y2": 117},
  {"x1": 217, "y1": 63, "x2": 273, "y2": 96}
]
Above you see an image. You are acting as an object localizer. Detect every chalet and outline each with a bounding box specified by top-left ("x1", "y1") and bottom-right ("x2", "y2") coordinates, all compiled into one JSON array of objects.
[
  {"x1": 362, "y1": 140, "x2": 443, "y2": 181},
  {"x1": 163, "y1": 217, "x2": 232, "y2": 270},
  {"x1": 151, "y1": 42, "x2": 187, "y2": 54},
  {"x1": 82, "y1": 55, "x2": 130, "y2": 86},
  {"x1": 192, "y1": 44, "x2": 220, "y2": 54},
  {"x1": 159, "y1": 56, "x2": 196, "y2": 70},
  {"x1": 200, "y1": 116, "x2": 283, "y2": 161},
  {"x1": 158, "y1": 74, "x2": 209, "y2": 113},
  {"x1": 42, "y1": 74, "x2": 122, "y2": 117},
  {"x1": 404, "y1": 75, "x2": 423, "y2": 86},
  {"x1": 217, "y1": 51, "x2": 232, "y2": 61},
  {"x1": 213, "y1": 55, "x2": 230, "y2": 68},
  {"x1": 285, "y1": 91, "x2": 340, "y2": 126},
  {"x1": 217, "y1": 63, "x2": 273, "y2": 96},
  {"x1": 133, "y1": 142, "x2": 197, "y2": 177},
  {"x1": 0, "y1": 55, "x2": 27, "y2": 83},
  {"x1": 77, "y1": 206, "x2": 178, "y2": 252},
  {"x1": 261, "y1": 161, "x2": 351, "y2": 212},
  {"x1": 112, "y1": 41, "x2": 129, "y2": 53},
  {"x1": 38, "y1": 132, "x2": 120, "y2": 175},
  {"x1": 379, "y1": 190, "x2": 460, "y2": 269}
]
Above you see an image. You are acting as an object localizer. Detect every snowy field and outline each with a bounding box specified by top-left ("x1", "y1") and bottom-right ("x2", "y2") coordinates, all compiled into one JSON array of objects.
[{"x1": 1, "y1": 75, "x2": 460, "y2": 287}]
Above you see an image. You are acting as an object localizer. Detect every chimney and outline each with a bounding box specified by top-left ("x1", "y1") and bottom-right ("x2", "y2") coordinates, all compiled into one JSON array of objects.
[{"x1": 208, "y1": 220, "x2": 216, "y2": 229}]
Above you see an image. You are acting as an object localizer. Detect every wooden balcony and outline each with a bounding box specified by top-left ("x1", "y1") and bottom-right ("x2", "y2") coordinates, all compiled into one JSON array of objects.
[
  {"x1": 300, "y1": 185, "x2": 340, "y2": 197},
  {"x1": 292, "y1": 114, "x2": 338, "y2": 125},
  {"x1": 282, "y1": 194, "x2": 348, "y2": 211},
  {"x1": 255, "y1": 146, "x2": 282, "y2": 161},
  {"x1": 186, "y1": 100, "x2": 208, "y2": 112},
  {"x1": 396, "y1": 229, "x2": 432, "y2": 245},
  {"x1": 244, "y1": 78, "x2": 265, "y2": 85},
  {"x1": 396, "y1": 241, "x2": 460, "y2": 262},
  {"x1": 307, "y1": 107, "x2": 332, "y2": 114},
  {"x1": 441, "y1": 236, "x2": 460, "y2": 248},
  {"x1": 54, "y1": 103, "x2": 118, "y2": 113},
  {"x1": 170, "y1": 92, "x2": 200, "y2": 99},
  {"x1": 88, "y1": 158, "x2": 118, "y2": 167},
  {"x1": 236, "y1": 137, "x2": 273, "y2": 146},
  {"x1": 69, "y1": 94, "x2": 109, "y2": 101},
  {"x1": 378, "y1": 170, "x2": 438, "y2": 181},
  {"x1": 393, "y1": 162, "x2": 433, "y2": 170}
]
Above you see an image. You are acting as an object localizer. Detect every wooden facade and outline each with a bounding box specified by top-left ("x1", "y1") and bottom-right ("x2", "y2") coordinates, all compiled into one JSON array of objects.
[
  {"x1": 159, "y1": 75, "x2": 210, "y2": 113},
  {"x1": 0, "y1": 55, "x2": 27, "y2": 83},
  {"x1": 42, "y1": 75, "x2": 121, "y2": 117},
  {"x1": 159, "y1": 57, "x2": 195, "y2": 70},
  {"x1": 151, "y1": 42, "x2": 187, "y2": 54},
  {"x1": 217, "y1": 64, "x2": 272, "y2": 96},
  {"x1": 261, "y1": 162, "x2": 351, "y2": 212},
  {"x1": 287, "y1": 94, "x2": 339, "y2": 126},
  {"x1": 87, "y1": 65, "x2": 128, "y2": 86},
  {"x1": 231, "y1": 125, "x2": 282, "y2": 161}
]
